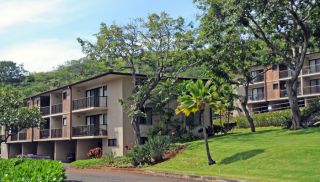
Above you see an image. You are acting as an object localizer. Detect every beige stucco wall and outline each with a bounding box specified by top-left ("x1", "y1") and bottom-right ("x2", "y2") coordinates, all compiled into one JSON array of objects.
[
  {"x1": 1, "y1": 143, "x2": 8, "y2": 158},
  {"x1": 105, "y1": 78, "x2": 125, "y2": 156}
]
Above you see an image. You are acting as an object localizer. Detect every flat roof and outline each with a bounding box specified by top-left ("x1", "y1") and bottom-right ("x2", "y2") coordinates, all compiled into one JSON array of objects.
[{"x1": 25, "y1": 71, "x2": 206, "y2": 100}]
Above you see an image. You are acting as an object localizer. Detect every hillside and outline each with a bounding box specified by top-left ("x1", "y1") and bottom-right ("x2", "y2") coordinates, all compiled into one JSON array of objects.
[{"x1": 148, "y1": 127, "x2": 320, "y2": 182}]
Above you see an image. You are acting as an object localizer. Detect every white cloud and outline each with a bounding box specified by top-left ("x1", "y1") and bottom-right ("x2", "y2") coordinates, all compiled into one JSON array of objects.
[
  {"x1": 0, "y1": 39, "x2": 84, "y2": 72},
  {"x1": 0, "y1": 0, "x2": 63, "y2": 30}
]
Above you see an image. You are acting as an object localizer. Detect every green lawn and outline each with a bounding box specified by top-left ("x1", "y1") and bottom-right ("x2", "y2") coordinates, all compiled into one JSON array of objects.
[{"x1": 148, "y1": 127, "x2": 320, "y2": 182}]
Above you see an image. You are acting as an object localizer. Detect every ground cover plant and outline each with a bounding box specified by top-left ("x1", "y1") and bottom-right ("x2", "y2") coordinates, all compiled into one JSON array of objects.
[{"x1": 0, "y1": 158, "x2": 66, "y2": 181}]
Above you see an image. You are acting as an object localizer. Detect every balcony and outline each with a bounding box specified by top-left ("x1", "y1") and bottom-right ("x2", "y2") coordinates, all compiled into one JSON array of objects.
[
  {"x1": 72, "y1": 124, "x2": 107, "y2": 137},
  {"x1": 303, "y1": 85, "x2": 320, "y2": 95},
  {"x1": 72, "y1": 96, "x2": 107, "y2": 111},
  {"x1": 252, "y1": 75, "x2": 264, "y2": 83},
  {"x1": 279, "y1": 69, "x2": 294, "y2": 78},
  {"x1": 40, "y1": 106, "x2": 50, "y2": 116},
  {"x1": 10, "y1": 132, "x2": 27, "y2": 141},
  {"x1": 248, "y1": 93, "x2": 264, "y2": 101},
  {"x1": 51, "y1": 128, "x2": 62, "y2": 138},
  {"x1": 280, "y1": 88, "x2": 302, "y2": 98},
  {"x1": 40, "y1": 129, "x2": 50, "y2": 139},
  {"x1": 302, "y1": 64, "x2": 320, "y2": 75},
  {"x1": 51, "y1": 103, "x2": 62, "y2": 114}
]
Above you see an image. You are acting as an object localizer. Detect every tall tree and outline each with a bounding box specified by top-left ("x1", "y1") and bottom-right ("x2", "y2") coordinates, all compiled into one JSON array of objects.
[
  {"x1": 176, "y1": 80, "x2": 226, "y2": 165},
  {"x1": 0, "y1": 86, "x2": 43, "y2": 143},
  {"x1": 195, "y1": 0, "x2": 274, "y2": 132},
  {"x1": 0, "y1": 61, "x2": 27, "y2": 85},
  {"x1": 78, "y1": 12, "x2": 196, "y2": 145},
  {"x1": 196, "y1": 0, "x2": 320, "y2": 129}
]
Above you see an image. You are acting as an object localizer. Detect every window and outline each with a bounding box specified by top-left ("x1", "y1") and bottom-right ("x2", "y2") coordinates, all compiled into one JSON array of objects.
[
  {"x1": 273, "y1": 84, "x2": 278, "y2": 90},
  {"x1": 108, "y1": 139, "x2": 117, "y2": 147},
  {"x1": 86, "y1": 114, "x2": 106, "y2": 125},
  {"x1": 249, "y1": 87, "x2": 264, "y2": 101},
  {"x1": 63, "y1": 92, "x2": 67, "y2": 100},
  {"x1": 272, "y1": 65, "x2": 278, "y2": 70},
  {"x1": 140, "y1": 137, "x2": 148, "y2": 144},
  {"x1": 138, "y1": 108, "x2": 152, "y2": 125},
  {"x1": 63, "y1": 118, "x2": 67, "y2": 126}
]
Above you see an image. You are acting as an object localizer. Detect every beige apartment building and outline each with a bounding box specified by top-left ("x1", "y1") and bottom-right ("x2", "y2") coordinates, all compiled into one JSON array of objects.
[
  {"x1": 240, "y1": 52, "x2": 320, "y2": 114},
  {"x1": 1, "y1": 72, "x2": 211, "y2": 162}
]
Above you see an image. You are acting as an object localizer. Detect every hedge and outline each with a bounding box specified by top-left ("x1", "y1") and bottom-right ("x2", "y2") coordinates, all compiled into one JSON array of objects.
[
  {"x1": 214, "y1": 109, "x2": 292, "y2": 128},
  {"x1": 0, "y1": 158, "x2": 66, "y2": 181}
]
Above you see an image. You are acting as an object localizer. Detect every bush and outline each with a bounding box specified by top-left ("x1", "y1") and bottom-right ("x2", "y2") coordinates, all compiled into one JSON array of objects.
[
  {"x1": 232, "y1": 109, "x2": 292, "y2": 128},
  {"x1": 145, "y1": 135, "x2": 171, "y2": 162},
  {"x1": 127, "y1": 145, "x2": 151, "y2": 167},
  {"x1": 0, "y1": 158, "x2": 66, "y2": 181},
  {"x1": 171, "y1": 131, "x2": 198, "y2": 143},
  {"x1": 87, "y1": 147, "x2": 102, "y2": 159}
]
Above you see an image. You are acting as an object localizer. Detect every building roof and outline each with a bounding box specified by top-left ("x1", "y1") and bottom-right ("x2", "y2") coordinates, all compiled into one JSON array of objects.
[{"x1": 25, "y1": 71, "x2": 206, "y2": 100}]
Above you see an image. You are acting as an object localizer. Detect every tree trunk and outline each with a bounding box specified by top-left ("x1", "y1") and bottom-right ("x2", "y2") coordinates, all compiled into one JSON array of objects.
[
  {"x1": 200, "y1": 110, "x2": 215, "y2": 165},
  {"x1": 227, "y1": 111, "x2": 230, "y2": 124},
  {"x1": 131, "y1": 117, "x2": 141, "y2": 145},
  {"x1": 287, "y1": 78, "x2": 302, "y2": 129},
  {"x1": 241, "y1": 83, "x2": 256, "y2": 132}
]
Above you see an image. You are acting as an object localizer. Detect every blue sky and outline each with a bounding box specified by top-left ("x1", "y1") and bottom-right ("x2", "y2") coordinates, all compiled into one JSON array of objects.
[{"x1": 0, "y1": 0, "x2": 199, "y2": 72}]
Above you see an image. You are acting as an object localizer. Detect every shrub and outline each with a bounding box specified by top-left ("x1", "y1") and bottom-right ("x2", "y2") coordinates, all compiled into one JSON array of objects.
[
  {"x1": 87, "y1": 147, "x2": 102, "y2": 159},
  {"x1": 127, "y1": 145, "x2": 151, "y2": 167},
  {"x1": 232, "y1": 109, "x2": 292, "y2": 128},
  {"x1": 145, "y1": 135, "x2": 171, "y2": 162},
  {"x1": 171, "y1": 131, "x2": 198, "y2": 143},
  {"x1": 0, "y1": 158, "x2": 66, "y2": 181}
]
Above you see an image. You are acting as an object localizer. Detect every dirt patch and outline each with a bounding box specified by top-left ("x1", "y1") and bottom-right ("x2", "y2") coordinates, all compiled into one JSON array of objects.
[{"x1": 163, "y1": 145, "x2": 186, "y2": 160}]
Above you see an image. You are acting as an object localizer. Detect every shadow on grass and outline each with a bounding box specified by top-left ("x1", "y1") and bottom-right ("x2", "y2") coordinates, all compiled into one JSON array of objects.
[
  {"x1": 220, "y1": 149, "x2": 265, "y2": 165},
  {"x1": 287, "y1": 127, "x2": 320, "y2": 135}
]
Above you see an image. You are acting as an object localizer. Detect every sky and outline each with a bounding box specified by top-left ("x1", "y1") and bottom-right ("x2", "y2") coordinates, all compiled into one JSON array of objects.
[{"x1": 0, "y1": 0, "x2": 199, "y2": 72}]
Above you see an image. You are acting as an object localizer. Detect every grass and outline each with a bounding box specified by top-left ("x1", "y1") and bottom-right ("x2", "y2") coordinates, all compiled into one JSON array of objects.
[
  {"x1": 147, "y1": 127, "x2": 320, "y2": 182},
  {"x1": 70, "y1": 156, "x2": 133, "y2": 169}
]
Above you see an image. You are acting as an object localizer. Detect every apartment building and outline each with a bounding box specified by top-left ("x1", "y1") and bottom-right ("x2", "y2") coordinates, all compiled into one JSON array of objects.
[
  {"x1": 239, "y1": 52, "x2": 320, "y2": 114},
  {"x1": 1, "y1": 72, "x2": 211, "y2": 162}
]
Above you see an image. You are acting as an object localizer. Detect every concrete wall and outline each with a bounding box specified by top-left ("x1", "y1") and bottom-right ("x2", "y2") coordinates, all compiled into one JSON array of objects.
[
  {"x1": 22, "y1": 142, "x2": 37, "y2": 155},
  {"x1": 1, "y1": 143, "x2": 8, "y2": 158},
  {"x1": 37, "y1": 142, "x2": 54, "y2": 159},
  {"x1": 106, "y1": 78, "x2": 125, "y2": 156},
  {"x1": 76, "y1": 139, "x2": 100, "y2": 160},
  {"x1": 55, "y1": 140, "x2": 76, "y2": 162}
]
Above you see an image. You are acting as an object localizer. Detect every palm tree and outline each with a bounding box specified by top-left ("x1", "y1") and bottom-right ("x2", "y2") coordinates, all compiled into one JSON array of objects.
[{"x1": 176, "y1": 80, "x2": 225, "y2": 165}]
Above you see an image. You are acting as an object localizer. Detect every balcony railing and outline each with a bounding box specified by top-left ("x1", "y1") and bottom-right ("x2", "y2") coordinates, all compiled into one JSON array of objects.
[
  {"x1": 51, "y1": 103, "x2": 62, "y2": 114},
  {"x1": 72, "y1": 96, "x2": 107, "y2": 110},
  {"x1": 303, "y1": 85, "x2": 320, "y2": 95},
  {"x1": 302, "y1": 64, "x2": 320, "y2": 75},
  {"x1": 280, "y1": 88, "x2": 302, "y2": 98},
  {"x1": 40, "y1": 106, "x2": 50, "y2": 116},
  {"x1": 279, "y1": 69, "x2": 294, "y2": 78},
  {"x1": 252, "y1": 75, "x2": 264, "y2": 83},
  {"x1": 51, "y1": 128, "x2": 62, "y2": 138},
  {"x1": 10, "y1": 132, "x2": 27, "y2": 141},
  {"x1": 248, "y1": 93, "x2": 264, "y2": 101},
  {"x1": 40, "y1": 129, "x2": 50, "y2": 139},
  {"x1": 19, "y1": 132, "x2": 27, "y2": 140},
  {"x1": 72, "y1": 124, "x2": 107, "y2": 137}
]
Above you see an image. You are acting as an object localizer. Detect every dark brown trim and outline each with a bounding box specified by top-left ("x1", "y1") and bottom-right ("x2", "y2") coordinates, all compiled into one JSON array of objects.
[{"x1": 69, "y1": 86, "x2": 73, "y2": 140}]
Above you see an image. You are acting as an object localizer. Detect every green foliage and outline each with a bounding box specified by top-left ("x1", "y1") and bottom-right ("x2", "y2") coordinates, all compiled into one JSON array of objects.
[
  {"x1": 171, "y1": 131, "x2": 198, "y2": 143},
  {"x1": 228, "y1": 110, "x2": 292, "y2": 128},
  {"x1": 302, "y1": 98, "x2": 320, "y2": 119},
  {"x1": 70, "y1": 155, "x2": 133, "y2": 169},
  {"x1": 127, "y1": 145, "x2": 151, "y2": 167},
  {"x1": 0, "y1": 86, "x2": 43, "y2": 143},
  {"x1": 0, "y1": 61, "x2": 27, "y2": 85},
  {"x1": 145, "y1": 135, "x2": 171, "y2": 162},
  {"x1": 0, "y1": 158, "x2": 66, "y2": 181}
]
